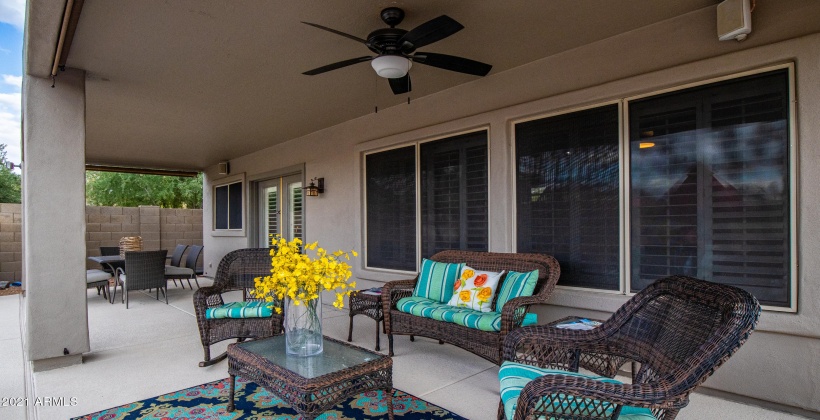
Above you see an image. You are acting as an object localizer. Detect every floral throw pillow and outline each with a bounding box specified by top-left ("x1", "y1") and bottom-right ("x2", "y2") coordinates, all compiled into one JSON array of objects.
[{"x1": 446, "y1": 266, "x2": 505, "y2": 312}]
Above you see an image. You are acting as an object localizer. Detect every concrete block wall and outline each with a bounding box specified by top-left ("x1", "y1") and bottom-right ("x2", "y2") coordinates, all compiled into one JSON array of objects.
[
  {"x1": 159, "y1": 207, "x2": 204, "y2": 251},
  {"x1": 0, "y1": 203, "x2": 23, "y2": 282},
  {"x1": 63, "y1": 205, "x2": 203, "y2": 270}
]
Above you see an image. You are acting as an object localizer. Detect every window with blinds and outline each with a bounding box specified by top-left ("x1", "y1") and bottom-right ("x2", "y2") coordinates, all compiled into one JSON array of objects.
[
  {"x1": 366, "y1": 146, "x2": 417, "y2": 271},
  {"x1": 420, "y1": 131, "x2": 489, "y2": 258},
  {"x1": 515, "y1": 105, "x2": 620, "y2": 290},
  {"x1": 629, "y1": 69, "x2": 791, "y2": 307},
  {"x1": 265, "y1": 186, "x2": 278, "y2": 245},
  {"x1": 290, "y1": 183, "x2": 303, "y2": 241},
  {"x1": 215, "y1": 181, "x2": 242, "y2": 230}
]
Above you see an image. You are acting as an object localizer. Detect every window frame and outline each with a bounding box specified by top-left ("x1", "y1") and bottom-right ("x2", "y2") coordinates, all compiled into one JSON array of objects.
[
  {"x1": 511, "y1": 100, "x2": 627, "y2": 295},
  {"x1": 212, "y1": 173, "x2": 246, "y2": 237},
  {"x1": 623, "y1": 62, "x2": 798, "y2": 313},
  {"x1": 510, "y1": 64, "x2": 797, "y2": 312},
  {"x1": 362, "y1": 128, "x2": 492, "y2": 274}
]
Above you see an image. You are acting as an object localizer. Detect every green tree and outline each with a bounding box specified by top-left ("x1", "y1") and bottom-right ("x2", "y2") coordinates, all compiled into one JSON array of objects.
[
  {"x1": 0, "y1": 144, "x2": 21, "y2": 204},
  {"x1": 86, "y1": 171, "x2": 203, "y2": 208}
]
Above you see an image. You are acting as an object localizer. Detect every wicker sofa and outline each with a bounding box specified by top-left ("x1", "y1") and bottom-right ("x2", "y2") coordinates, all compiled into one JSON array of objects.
[{"x1": 382, "y1": 250, "x2": 560, "y2": 364}]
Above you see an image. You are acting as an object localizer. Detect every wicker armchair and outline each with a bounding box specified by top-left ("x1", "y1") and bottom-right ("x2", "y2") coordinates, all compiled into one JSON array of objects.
[
  {"x1": 193, "y1": 248, "x2": 284, "y2": 367},
  {"x1": 499, "y1": 275, "x2": 761, "y2": 420},
  {"x1": 383, "y1": 250, "x2": 560, "y2": 364}
]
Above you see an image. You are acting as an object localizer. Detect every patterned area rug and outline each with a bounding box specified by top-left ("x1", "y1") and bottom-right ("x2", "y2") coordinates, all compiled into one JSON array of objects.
[
  {"x1": 72, "y1": 377, "x2": 467, "y2": 419},
  {"x1": 0, "y1": 286, "x2": 22, "y2": 297}
]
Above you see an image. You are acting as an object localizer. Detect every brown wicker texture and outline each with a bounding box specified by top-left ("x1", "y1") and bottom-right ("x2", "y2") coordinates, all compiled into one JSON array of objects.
[
  {"x1": 545, "y1": 317, "x2": 633, "y2": 379},
  {"x1": 499, "y1": 275, "x2": 761, "y2": 420},
  {"x1": 383, "y1": 250, "x2": 561, "y2": 364},
  {"x1": 348, "y1": 290, "x2": 384, "y2": 350},
  {"x1": 227, "y1": 335, "x2": 393, "y2": 419},
  {"x1": 118, "y1": 236, "x2": 143, "y2": 258},
  {"x1": 193, "y1": 248, "x2": 284, "y2": 367}
]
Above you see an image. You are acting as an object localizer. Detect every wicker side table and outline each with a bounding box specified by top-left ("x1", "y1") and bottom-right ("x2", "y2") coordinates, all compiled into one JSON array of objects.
[
  {"x1": 348, "y1": 289, "x2": 384, "y2": 351},
  {"x1": 227, "y1": 335, "x2": 393, "y2": 419},
  {"x1": 548, "y1": 316, "x2": 631, "y2": 378}
]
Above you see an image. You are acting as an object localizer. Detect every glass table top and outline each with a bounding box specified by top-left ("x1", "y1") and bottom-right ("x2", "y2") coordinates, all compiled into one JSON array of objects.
[{"x1": 237, "y1": 336, "x2": 384, "y2": 379}]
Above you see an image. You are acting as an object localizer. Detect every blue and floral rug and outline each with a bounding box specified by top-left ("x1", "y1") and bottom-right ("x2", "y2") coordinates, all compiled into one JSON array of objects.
[{"x1": 72, "y1": 376, "x2": 466, "y2": 419}]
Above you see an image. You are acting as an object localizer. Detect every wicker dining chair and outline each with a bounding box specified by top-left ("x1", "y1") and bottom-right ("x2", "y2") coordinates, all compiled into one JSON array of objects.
[
  {"x1": 113, "y1": 250, "x2": 169, "y2": 309},
  {"x1": 499, "y1": 275, "x2": 761, "y2": 420},
  {"x1": 193, "y1": 248, "x2": 284, "y2": 367}
]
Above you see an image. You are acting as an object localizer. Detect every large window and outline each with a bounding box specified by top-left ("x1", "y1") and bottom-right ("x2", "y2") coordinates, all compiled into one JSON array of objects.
[
  {"x1": 515, "y1": 104, "x2": 621, "y2": 290},
  {"x1": 629, "y1": 69, "x2": 791, "y2": 307},
  {"x1": 366, "y1": 146, "x2": 417, "y2": 271},
  {"x1": 214, "y1": 181, "x2": 243, "y2": 230},
  {"x1": 513, "y1": 67, "x2": 793, "y2": 308},
  {"x1": 421, "y1": 132, "x2": 489, "y2": 257},
  {"x1": 365, "y1": 131, "x2": 489, "y2": 271}
]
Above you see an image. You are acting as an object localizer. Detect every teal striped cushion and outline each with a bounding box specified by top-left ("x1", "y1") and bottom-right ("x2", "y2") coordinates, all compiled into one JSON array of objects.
[
  {"x1": 499, "y1": 361, "x2": 656, "y2": 420},
  {"x1": 412, "y1": 259, "x2": 464, "y2": 303},
  {"x1": 396, "y1": 297, "x2": 538, "y2": 332},
  {"x1": 205, "y1": 301, "x2": 273, "y2": 319},
  {"x1": 495, "y1": 270, "x2": 539, "y2": 312}
]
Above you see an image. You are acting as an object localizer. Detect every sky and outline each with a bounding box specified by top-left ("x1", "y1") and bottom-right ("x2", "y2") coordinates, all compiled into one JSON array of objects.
[{"x1": 0, "y1": 0, "x2": 24, "y2": 172}]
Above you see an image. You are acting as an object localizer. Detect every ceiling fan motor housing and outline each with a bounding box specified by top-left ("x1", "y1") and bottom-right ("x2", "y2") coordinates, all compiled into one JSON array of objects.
[
  {"x1": 380, "y1": 7, "x2": 405, "y2": 27},
  {"x1": 366, "y1": 28, "x2": 408, "y2": 55}
]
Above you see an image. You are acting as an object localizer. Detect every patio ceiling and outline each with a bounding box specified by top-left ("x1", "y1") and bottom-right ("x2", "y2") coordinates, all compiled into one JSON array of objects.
[{"x1": 26, "y1": 0, "x2": 718, "y2": 171}]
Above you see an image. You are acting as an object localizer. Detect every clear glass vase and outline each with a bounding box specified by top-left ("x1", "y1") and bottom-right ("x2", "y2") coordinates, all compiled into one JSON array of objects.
[{"x1": 284, "y1": 294, "x2": 323, "y2": 356}]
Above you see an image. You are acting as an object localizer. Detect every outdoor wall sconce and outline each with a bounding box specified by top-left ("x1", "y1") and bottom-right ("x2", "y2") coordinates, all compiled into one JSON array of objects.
[{"x1": 304, "y1": 177, "x2": 324, "y2": 197}]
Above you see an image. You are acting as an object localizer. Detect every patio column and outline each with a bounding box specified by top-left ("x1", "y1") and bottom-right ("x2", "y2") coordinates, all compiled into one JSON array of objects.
[{"x1": 22, "y1": 68, "x2": 90, "y2": 371}]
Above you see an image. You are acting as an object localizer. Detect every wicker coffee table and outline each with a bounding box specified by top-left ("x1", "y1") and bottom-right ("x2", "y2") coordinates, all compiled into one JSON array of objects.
[
  {"x1": 348, "y1": 289, "x2": 384, "y2": 350},
  {"x1": 227, "y1": 335, "x2": 393, "y2": 419}
]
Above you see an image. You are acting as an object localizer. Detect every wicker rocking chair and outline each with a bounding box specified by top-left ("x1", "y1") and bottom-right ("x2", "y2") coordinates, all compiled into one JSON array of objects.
[
  {"x1": 499, "y1": 275, "x2": 761, "y2": 420},
  {"x1": 193, "y1": 248, "x2": 284, "y2": 367}
]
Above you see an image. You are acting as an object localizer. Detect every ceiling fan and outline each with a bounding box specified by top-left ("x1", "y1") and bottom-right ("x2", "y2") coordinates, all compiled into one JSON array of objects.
[{"x1": 301, "y1": 7, "x2": 492, "y2": 95}]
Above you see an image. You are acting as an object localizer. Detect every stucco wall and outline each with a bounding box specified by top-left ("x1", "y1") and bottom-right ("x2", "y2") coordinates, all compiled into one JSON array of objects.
[{"x1": 202, "y1": 2, "x2": 820, "y2": 413}]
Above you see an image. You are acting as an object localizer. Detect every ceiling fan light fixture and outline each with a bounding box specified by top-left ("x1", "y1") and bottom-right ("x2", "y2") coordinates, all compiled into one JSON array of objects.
[{"x1": 371, "y1": 55, "x2": 411, "y2": 78}]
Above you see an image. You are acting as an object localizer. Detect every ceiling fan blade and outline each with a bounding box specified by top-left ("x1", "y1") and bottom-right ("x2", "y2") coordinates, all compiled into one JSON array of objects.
[
  {"x1": 388, "y1": 74, "x2": 412, "y2": 95},
  {"x1": 301, "y1": 22, "x2": 368, "y2": 44},
  {"x1": 302, "y1": 56, "x2": 373, "y2": 75},
  {"x1": 412, "y1": 52, "x2": 492, "y2": 76},
  {"x1": 398, "y1": 15, "x2": 463, "y2": 51}
]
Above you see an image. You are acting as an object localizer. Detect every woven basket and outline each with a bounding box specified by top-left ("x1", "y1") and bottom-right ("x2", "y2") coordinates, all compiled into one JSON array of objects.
[{"x1": 119, "y1": 236, "x2": 143, "y2": 258}]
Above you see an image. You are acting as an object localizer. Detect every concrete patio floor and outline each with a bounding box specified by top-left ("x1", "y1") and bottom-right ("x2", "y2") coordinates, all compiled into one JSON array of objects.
[{"x1": 0, "y1": 279, "x2": 811, "y2": 420}]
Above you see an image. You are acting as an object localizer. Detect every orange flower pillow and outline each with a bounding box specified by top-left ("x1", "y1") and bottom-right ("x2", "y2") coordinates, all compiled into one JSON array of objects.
[{"x1": 446, "y1": 266, "x2": 505, "y2": 312}]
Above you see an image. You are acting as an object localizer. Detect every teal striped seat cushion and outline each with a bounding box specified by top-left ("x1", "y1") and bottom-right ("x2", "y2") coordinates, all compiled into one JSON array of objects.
[
  {"x1": 499, "y1": 361, "x2": 656, "y2": 420},
  {"x1": 205, "y1": 301, "x2": 273, "y2": 319},
  {"x1": 396, "y1": 297, "x2": 537, "y2": 332}
]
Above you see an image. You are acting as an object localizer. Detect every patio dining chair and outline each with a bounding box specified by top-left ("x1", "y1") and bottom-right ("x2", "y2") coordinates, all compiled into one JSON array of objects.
[
  {"x1": 164, "y1": 244, "x2": 189, "y2": 288},
  {"x1": 165, "y1": 245, "x2": 203, "y2": 289},
  {"x1": 193, "y1": 248, "x2": 283, "y2": 367},
  {"x1": 112, "y1": 250, "x2": 169, "y2": 309},
  {"x1": 498, "y1": 275, "x2": 761, "y2": 420}
]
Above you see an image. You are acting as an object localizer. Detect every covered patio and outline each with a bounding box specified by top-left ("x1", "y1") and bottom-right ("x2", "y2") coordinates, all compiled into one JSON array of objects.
[{"x1": 14, "y1": 0, "x2": 820, "y2": 418}]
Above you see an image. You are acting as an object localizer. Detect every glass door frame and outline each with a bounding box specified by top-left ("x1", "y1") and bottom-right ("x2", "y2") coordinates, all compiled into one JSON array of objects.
[{"x1": 247, "y1": 165, "x2": 306, "y2": 248}]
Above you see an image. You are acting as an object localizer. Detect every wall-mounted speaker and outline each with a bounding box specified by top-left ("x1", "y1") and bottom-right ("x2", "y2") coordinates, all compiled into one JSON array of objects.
[
  {"x1": 717, "y1": 0, "x2": 752, "y2": 41},
  {"x1": 218, "y1": 161, "x2": 230, "y2": 175}
]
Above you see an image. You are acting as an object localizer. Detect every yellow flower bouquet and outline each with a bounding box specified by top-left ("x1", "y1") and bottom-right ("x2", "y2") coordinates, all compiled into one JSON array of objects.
[{"x1": 253, "y1": 235, "x2": 357, "y2": 356}]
